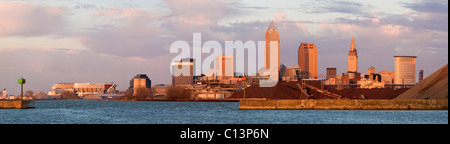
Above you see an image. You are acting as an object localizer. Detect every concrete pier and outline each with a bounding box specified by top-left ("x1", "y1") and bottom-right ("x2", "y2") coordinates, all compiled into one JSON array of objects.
[
  {"x1": 0, "y1": 100, "x2": 30, "y2": 109},
  {"x1": 239, "y1": 99, "x2": 448, "y2": 110}
]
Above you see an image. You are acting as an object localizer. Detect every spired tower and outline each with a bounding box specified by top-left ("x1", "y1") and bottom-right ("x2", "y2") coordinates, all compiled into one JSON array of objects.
[
  {"x1": 348, "y1": 35, "x2": 358, "y2": 73},
  {"x1": 265, "y1": 21, "x2": 280, "y2": 70}
]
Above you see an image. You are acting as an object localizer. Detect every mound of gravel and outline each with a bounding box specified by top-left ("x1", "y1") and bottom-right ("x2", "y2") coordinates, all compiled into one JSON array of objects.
[{"x1": 396, "y1": 64, "x2": 448, "y2": 99}]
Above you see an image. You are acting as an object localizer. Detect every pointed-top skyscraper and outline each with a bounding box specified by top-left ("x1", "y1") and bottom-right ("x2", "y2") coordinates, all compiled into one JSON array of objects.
[
  {"x1": 350, "y1": 35, "x2": 356, "y2": 50},
  {"x1": 348, "y1": 35, "x2": 358, "y2": 72},
  {"x1": 265, "y1": 21, "x2": 280, "y2": 70},
  {"x1": 268, "y1": 21, "x2": 277, "y2": 30}
]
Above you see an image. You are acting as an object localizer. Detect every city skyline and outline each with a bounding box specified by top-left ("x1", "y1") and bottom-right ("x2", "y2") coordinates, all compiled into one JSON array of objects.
[{"x1": 0, "y1": 0, "x2": 448, "y2": 94}]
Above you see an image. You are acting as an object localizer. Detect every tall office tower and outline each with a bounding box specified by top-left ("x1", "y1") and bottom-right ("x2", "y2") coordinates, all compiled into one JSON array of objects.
[
  {"x1": 215, "y1": 55, "x2": 235, "y2": 78},
  {"x1": 265, "y1": 21, "x2": 280, "y2": 70},
  {"x1": 172, "y1": 58, "x2": 195, "y2": 86},
  {"x1": 394, "y1": 56, "x2": 417, "y2": 84},
  {"x1": 298, "y1": 43, "x2": 318, "y2": 79},
  {"x1": 1, "y1": 89, "x2": 6, "y2": 97},
  {"x1": 130, "y1": 74, "x2": 152, "y2": 95},
  {"x1": 129, "y1": 74, "x2": 152, "y2": 89},
  {"x1": 348, "y1": 35, "x2": 358, "y2": 73},
  {"x1": 326, "y1": 67, "x2": 337, "y2": 80}
]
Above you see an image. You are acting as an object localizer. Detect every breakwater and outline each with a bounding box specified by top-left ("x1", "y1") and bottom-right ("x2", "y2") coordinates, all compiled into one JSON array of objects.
[
  {"x1": 239, "y1": 99, "x2": 448, "y2": 110},
  {"x1": 0, "y1": 100, "x2": 30, "y2": 109}
]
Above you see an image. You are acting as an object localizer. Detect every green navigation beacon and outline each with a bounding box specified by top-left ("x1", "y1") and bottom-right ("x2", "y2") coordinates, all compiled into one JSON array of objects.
[
  {"x1": 18, "y1": 77, "x2": 26, "y2": 100},
  {"x1": 18, "y1": 78, "x2": 26, "y2": 84}
]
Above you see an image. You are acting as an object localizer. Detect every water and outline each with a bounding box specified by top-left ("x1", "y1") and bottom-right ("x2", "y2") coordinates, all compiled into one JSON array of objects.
[{"x1": 0, "y1": 100, "x2": 447, "y2": 124}]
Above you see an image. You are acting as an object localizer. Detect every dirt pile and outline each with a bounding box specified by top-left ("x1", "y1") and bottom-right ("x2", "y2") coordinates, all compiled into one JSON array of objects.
[
  {"x1": 229, "y1": 82, "x2": 302, "y2": 99},
  {"x1": 396, "y1": 64, "x2": 448, "y2": 99},
  {"x1": 329, "y1": 88, "x2": 410, "y2": 99},
  {"x1": 56, "y1": 91, "x2": 81, "y2": 100},
  {"x1": 229, "y1": 81, "x2": 409, "y2": 100},
  {"x1": 34, "y1": 91, "x2": 51, "y2": 99}
]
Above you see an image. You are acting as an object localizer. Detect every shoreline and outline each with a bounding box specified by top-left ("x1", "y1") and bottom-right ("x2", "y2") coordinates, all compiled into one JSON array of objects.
[
  {"x1": 239, "y1": 99, "x2": 449, "y2": 110},
  {"x1": 33, "y1": 99, "x2": 240, "y2": 102},
  {"x1": 136, "y1": 99, "x2": 239, "y2": 102},
  {"x1": 8, "y1": 99, "x2": 448, "y2": 111}
]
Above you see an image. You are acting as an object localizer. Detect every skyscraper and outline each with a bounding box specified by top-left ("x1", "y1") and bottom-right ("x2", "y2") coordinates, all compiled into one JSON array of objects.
[
  {"x1": 129, "y1": 74, "x2": 152, "y2": 89},
  {"x1": 298, "y1": 43, "x2": 318, "y2": 79},
  {"x1": 215, "y1": 55, "x2": 234, "y2": 78},
  {"x1": 326, "y1": 67, "x2": 337, "y2": 80},
  {"x1": 172, "y1": 58, "x2": 195, "y2": 86},
  {"x1": 129, "y1": 74, "x2": 151, "y2": 96},
  {"x1": 394, "y1": 56, "x2": 417, "y2": 84},
  {"x1": 348, "y1": 35, "x2": 358, "y2": 73},
  {"x1": 265, "y1": 21, "x2": 280, "y2": 70},
  {"x1": 1, "y1": 89, "x2": 6, "y2": 98}
]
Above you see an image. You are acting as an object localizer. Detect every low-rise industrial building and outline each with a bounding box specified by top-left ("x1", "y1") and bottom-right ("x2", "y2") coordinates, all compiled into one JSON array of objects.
[
  {"x1": 151, "y1": 84, "x2": 168, "y2": 96},
  {"x1": 285, "y1": 66, "x2": 301, "y2": 82},
  {"x1": 378, "y1": 70, "x2": 395, "y2": 84},
  {"x1": 48, "y1": 83, "x2": 117, "y2": 97}
]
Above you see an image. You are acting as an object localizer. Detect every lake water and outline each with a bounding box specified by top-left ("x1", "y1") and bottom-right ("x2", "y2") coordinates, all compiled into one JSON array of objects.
[{"x1": 0, "y1": 100, "x2": 447, "y2": 124}]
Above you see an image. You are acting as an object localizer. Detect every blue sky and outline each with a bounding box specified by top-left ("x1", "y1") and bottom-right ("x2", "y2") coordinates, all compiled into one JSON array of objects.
[{"x1": 0, "y1": 0, "x2": 448, "y2": 94}]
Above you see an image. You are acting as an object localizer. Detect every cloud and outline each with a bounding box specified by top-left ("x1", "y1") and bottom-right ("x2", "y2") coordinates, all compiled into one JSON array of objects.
[
  {"x1": 273, "y1": 13, "x2": 310, "y2": 34},
  {"x1": 381, "y1": 24, "x2": 410, "y2": 35},
  {"x1": 402, "y1": 0, "x2": 448, "y2": 14},
  {"x1": 332, "y1": 8, "x2": 448, "y2": 32},
  {"x1": 78, "y1": 6, "x2": 170, "y2": 58},
  {"x1": 164, "y1": 0, "x2": 233, "y2": 19},
  {"x1": 162, "y1": 0, "x2": 235, "y2": 27},
  {"x1": 74, "y1": 3, "x2": 99, "y2": 10},
  {"x1": 380, "y1": 12, "x2": 448, "y2": 32},
  {"x1": 0, "y1": 1, "x2": 67, "y2": 36},
  {"x1": 80, "y1": 0, "x2": 241, "y2": 58},
  {"x1": 91, "y1": 7, "x2": 152, "y2": 19},
  {"x1": 275, "y1": 13, "x2": 287, "y2": 22},
  {"x1": 301, "y1": 0, "x2": 368, "y2": 15},
  {"x1": 79, "y1": 24, "x2": 169, "y2": 58},
  {"x1": 381, "y1": 0, "x2": 449, "y2": 32},
  {"x1": 160, "y1": 0, "x2": 240, "y2": 41}
]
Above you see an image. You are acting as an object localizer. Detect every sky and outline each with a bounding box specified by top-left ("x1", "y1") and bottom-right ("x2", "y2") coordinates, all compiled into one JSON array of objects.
[{"x1": 0, "y1": 0, "x2": 448, "y2": 94}]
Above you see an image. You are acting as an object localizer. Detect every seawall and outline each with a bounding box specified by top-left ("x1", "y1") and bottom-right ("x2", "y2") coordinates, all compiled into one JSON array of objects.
[
  {"x1": 239, "y1": 99, "x2": 448, "y2": 110},
  {"x1": 0, "y1": 100, "x2": 30, "y2": 109}
]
